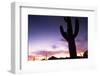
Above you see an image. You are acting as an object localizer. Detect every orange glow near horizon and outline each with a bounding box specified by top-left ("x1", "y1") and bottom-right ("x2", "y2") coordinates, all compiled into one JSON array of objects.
[{"x1": 28, "y1": 51, "x2": 85, "y2": 61}]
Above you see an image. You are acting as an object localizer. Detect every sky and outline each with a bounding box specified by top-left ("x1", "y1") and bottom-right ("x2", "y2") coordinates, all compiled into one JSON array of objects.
[{"x1": 28, "y1": 15, "x2": 88, "y2": 57}]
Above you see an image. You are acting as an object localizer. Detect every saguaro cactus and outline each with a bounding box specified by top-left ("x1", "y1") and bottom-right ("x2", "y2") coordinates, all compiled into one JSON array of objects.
[{"x1": 60, "y1": 17, "x2": 79, "y2": 58}]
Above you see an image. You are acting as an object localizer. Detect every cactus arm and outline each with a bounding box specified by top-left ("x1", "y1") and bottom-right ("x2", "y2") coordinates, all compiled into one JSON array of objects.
[
  {"x1": 73, "y1": 19, "x2": 79, "y2": 38},
  {"x1": 60, "y1": 25, "x2": 69, "y2": 41},
  {"x1": 64, "y1": 17, "x2": 67, "y2": 22},
  {"x1": 64, "y1": 17, "x2": 73, "y2": 36}
]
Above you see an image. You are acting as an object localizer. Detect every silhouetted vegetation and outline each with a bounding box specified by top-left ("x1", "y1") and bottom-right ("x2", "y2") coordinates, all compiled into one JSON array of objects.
[
  {"x1": 42, "y1": 58, "x2": 46, "y2": 61},
  {"x1": 60, "y1": 17, "x2": 79, "y2": 58},
  {"x1": 48, "y1": 56, "x2": 69, "y2": 60},
  {"x1": 47, "y1": 55, "x2": 87, "y2": 60},
  {"x1": 83, "y1": 50, "x2": 88, "y2": 58}
]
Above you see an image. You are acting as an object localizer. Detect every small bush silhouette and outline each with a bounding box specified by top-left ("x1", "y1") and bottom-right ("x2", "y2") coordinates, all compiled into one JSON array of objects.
[{"x1": 83, "y1": 50, "x2": 88, "y2": 58}]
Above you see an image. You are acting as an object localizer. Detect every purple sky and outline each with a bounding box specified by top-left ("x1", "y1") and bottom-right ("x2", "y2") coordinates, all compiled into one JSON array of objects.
[{"x1": 28, "y1": 15, "x2": 88, "y2": 55}]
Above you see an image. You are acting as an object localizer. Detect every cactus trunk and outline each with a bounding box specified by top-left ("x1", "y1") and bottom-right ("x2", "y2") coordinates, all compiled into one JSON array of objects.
[{"x1": 68, "y1": 38, "x2": 77, "y2": 58}]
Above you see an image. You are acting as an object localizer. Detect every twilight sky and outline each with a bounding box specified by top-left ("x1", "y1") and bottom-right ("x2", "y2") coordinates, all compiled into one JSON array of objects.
[{"x1": 28, "y1": 15, "x2": 88, "y2": 56}]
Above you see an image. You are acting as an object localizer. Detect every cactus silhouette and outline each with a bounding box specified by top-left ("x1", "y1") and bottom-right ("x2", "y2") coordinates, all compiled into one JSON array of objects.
[{"x1": 60, "y1": 17, "x2": 79, "y2": 58}]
